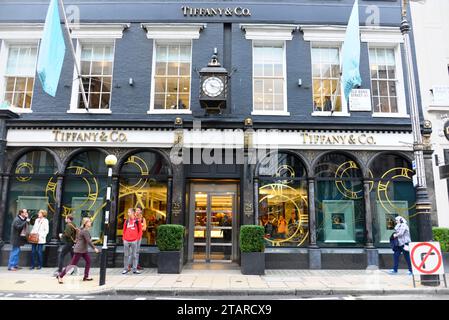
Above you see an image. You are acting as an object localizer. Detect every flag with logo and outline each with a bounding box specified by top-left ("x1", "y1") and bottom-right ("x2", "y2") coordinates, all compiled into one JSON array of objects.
[
  {"x1": 341, "y1": 0, "x2": 362, "y2": 103},
  {"x1": 37, "y1": 0, "x2": 66, "y2": 97}
]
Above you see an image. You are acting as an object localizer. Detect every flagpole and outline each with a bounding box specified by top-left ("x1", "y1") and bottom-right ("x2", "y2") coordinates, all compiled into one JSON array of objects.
[{"x1": 58, "y1": 0, "x2": 89, "y2": 111}]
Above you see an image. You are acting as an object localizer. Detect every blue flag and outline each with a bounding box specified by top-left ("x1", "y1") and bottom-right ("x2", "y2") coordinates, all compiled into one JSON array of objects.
[
  {"x1": 341, "y1": 0, "x2": 362, "y2": 102},
  {"x1": 37, "y1": 0, "x2": 66, "y2": 97}
]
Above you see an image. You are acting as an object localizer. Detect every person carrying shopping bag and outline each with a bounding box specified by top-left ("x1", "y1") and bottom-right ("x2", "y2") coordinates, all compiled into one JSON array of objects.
[
  {"x1": 30, "y1": 210, "x2": 49, "y2": 270},
  {"x1": 57, "y1": 217, "x2": 99, "y2": 283}
]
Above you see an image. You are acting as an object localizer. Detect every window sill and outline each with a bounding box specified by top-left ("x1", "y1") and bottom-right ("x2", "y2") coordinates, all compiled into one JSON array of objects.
[
  {"x1": 147, "y1": 109, "x2": 192, "y2": 114},
  {"x1": 371, "y1": 113, "x2": 410, "y2": 118},
  {"x1": 427, "y1": 105, "x2": 449, "y2": 112},
  {"x1": 67, "y1": 109, "x2": 112, "y2": 114},
  {"x1": 3, "y1": 107, "x2": 33, "y2": 114},
  {"x1": 251, "y1": 111, "x2": 291, "y2": 116},
  {"x1": 311, "y1": 111, "x2": 350, "y2": 117}
]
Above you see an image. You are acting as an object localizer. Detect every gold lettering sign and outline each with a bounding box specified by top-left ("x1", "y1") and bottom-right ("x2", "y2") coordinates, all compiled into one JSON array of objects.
[
  {"x1": 52, "y1": 130, "x2": 128, "y2": 143},
  {"x1": 182, "y1": 6, "x2": 251, "y2": 17},
  {"x1": 301, "y1": 133, "x2": 376, "y2": 145}
]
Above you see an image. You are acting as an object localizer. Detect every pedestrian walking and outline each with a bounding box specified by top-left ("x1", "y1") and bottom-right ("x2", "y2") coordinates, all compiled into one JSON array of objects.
[
  {"x1": 388, "y1": 216, "x2": 413, "y2": 275},
  {"x1": 122, "y1": 208, "x2": 141, "y2": 275},
  {"x1": 8, "y1": 209, "x2": 30, "y2": 271},
  {"x1": 56, "y1": 214, "x2": 77, "y2": 275},
  {"x1": 57, "y1": 217, "x2": 99, "y2": 283},
  {"x1": 134, "y1": 206, "x2": 147, "y2": 270},
  {"x1": 30, "y1": 210, "x2": 49, "y2": 270}
]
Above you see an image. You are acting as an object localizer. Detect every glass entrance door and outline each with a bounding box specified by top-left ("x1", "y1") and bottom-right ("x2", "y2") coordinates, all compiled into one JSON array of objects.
[{"x1": 190, "y1": 184, "x2": 237, "y2": 262}]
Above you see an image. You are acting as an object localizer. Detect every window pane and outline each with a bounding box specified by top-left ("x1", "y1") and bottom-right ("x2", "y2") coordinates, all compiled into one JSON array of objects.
[
  {"x1": 166, "y1": 93, "x2": 177, "y2": 109},
  {"x1": 155, "y1": 77, "x2": 167, "y2": 93},
  {"x1": 388, "y1": 81, "x2": 397, "y2": 97},
  {"x1": 372, "y1": 80, "x2": 379, "y2": 96},
  {"x1": 390, "y1": 96, "x2": 398, "y2": 113},
  {"x1": 179, "y1": 77, "x2": 190, "y2": 93},
  {"x1": 373, "y1": 97, "x2": 380, "y2": 112},
  {"x1": 100, "y1": 93, "x2": 110, "y2": 109},
  {"x1": 370, "y1": 65, "x2": 378, "y2": 79},
  {"x1": 24, "y1": 93, "x2": 32, "y2": 109},
  {"x1": 26, "y1": 78, "x2": 34, "y2": 92},
  {"x1": 179, "y1": 62, "x2": 190, "y2": 76},
  {"x1": 102, "y1": 77, "x2": 112, "y2": 93},
  {"x1": 254, "y1": 63, "x2": 263, "y2": 77},
  {"x1": 385, "y1": 49, "x2": 395, "y2": 65},
  {"x1": 179, "y1": 45, "x2": 191, "y2": 61},
  {"x1": 6, "y1": 47, "x2": 19, "y2": 74},
  {"x1": 155, "y1": 62, "x2": 167, "y2": 75},
  {"x1": 166, "y1": 78, "x2": 178, "y2": 93},
  {"x1": 272, "y1": 46, "x2": 283, "y2": 62},
  {"x1": 81, "y1": 61, "x2": 91, "y2": 75},
  {"x1": 102, "y1": 61, "x2": 113, "y2": 75},
  {"x1": 89, "y1": 93, "x2": 101, "y2": 109},
  {"x1": 91, "y1": 61, "x2": 103, "y2": 75},
  {"x1": 167, "y1": 62, "x2": 179, "y2": 76},
  {"x1": 331, "y1": 64, "x2": 340, "y2": 78},
  {"x1": 254, "y1": 93, "x2": 263, "y2": 110},
  {"x1": 273, "y1": 63, "x2": 283, "y2": 77},
  {"x1": 312, "y1": 64, "x2": 320, "y2": 77},
  {"x1": 154, "y1": 94, "x2": 165, "y2": 109},
  {"x1": 274, "y1": 94, "x2": 283, "y2": 111},
  {"x1": 387, "y1": 66, "x2": 396, "y2": 79},
  {"x1": 263, "y1": 64, "x2": 273, "y2": 77},
  {"x1": 322, "y1": 64, "x2": 331, "y2": 78},
  {"x1": 254, "y1": 79, "x2": 263, "y2": 93},
  {"x1": 379, "y1": 81, "x2": 388, "y2": 97},
  {"x1": 264, "y1": 79, "x2": 274, "y2": 94},
  {"x1": 178, "y1": 94, "x2": 189, "y2": 109},
  {"x1": 380, "y1": 97, "x2": 389, "y2": 113},
  {"x1": 15, "y1": 77, "x2": 26, "y2": 92},
  {"x1": 264, "y1": 93, "x2": 273, "y2": 110},
  {"x1": 273, "y1": 79, "x2": 283, "y2": 95},
  {"x1": 81, "y1": 47, "x2": 93, "y2": 61},
  {"x1": 5, "y1": 77, "x2": 15, "y2": 91},
  {"x1": 156, "y1": 45, "x2": 168, "y2": 61},
  {"x1": 168, "y1": 45, "x2": 180, "y2": 61},
  {"x1": 329, "y1": 48, "x2": 339, "y2": 64}
]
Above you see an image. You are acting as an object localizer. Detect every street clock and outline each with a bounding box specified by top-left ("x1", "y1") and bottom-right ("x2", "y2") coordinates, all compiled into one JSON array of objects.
[{"x1": 199, "y1": 53, "x2": 228, "y2": 114}]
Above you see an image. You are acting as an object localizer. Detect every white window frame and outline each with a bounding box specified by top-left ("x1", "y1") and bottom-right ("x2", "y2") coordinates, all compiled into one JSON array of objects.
[
  {"x1": 241, "y1": 24, "x2": 297, "y2": 116},
  {"x1": 143, "y1": 23, "x2": 205, "y2": 114},
  {"x1": 0, "y1": 24, "x2": 43, "y2": 114},
  {"x1": 251, "y1": 40, "x2": 288, "y2": 116},
  {"x1": 149, "y1": 39, "x2": 193, "y2": 114},
  {"x1": 68, "y1": 24, "x2": 129, "y2": 114},
  {"x1": 362, "y1": 28, "x2": 408, "y2": 118},
  {"x1": 310, "y1": 42, "x2": 350, "y2": 117}
]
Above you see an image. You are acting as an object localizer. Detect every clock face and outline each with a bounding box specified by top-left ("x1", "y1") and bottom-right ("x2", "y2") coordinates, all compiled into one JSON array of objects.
[{"x1": 202, "y1": 76, "x2": 224, "y2": 97}]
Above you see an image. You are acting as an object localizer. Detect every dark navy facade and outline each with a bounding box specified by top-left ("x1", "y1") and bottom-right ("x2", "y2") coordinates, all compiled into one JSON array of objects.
[{"x1": 0, "y1": 0, "x2": 434, "y2": 270}]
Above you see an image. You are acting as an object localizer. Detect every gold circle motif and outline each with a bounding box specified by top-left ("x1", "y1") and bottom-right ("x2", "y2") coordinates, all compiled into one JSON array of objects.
[
  {"x1": 377, "y1": 167, "x2": 415, "y2": 214},
  {"x1": 334, "y1": 161, "x2": 373, "y2": 200},
  {"x1": 259, "y1": 183, "x2": 309, "y2": 247},
  {"x1": 47, "y1": 166, "x2": 99, "y2": 218},
  {"x1": 119, "y1": 156, "x2": 149, "y2": 197},
  {"x1": 15, "y1": 162, "x2": 34, "y2": 182}
]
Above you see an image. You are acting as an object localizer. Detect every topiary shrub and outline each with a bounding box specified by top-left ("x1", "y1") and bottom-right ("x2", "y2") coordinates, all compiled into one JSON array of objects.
[
  {"x1": 240, "y1": 225, "x2": 265, "y2": 253},
  {"x1": 433, "y1": 227, "x2": 449, "y2": 252},
  {"x1": 156, "y1": 224, "x2": 185, "y2": 251}
]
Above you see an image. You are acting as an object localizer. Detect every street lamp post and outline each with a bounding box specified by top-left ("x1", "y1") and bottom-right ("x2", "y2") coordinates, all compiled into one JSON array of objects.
[
  {"x1": 401, "y1": 0, "x2": 438, "y2": 286},
  {"x1": 99, "y1": 154, "x2": 118, "y2": 286}
]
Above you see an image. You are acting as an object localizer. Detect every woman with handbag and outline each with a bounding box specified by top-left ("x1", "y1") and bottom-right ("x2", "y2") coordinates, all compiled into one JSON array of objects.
[
  {"x1": 29, "y1": 210, "x2": 49, "y2": 270},
  {"x1": 57, "y1": 217, "x2": 99, "y2": 283},
  {"x1": 388, "y1": 216, "x2": 413, "y2": 275}
]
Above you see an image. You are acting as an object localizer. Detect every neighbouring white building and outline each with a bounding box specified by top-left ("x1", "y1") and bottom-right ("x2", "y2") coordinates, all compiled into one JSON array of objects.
[{"x1": 412, "y1": 0, "x2": 449, "y2": 228}]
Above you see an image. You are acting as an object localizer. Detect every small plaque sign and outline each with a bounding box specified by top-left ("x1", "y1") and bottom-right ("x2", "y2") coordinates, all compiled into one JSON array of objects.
[{"x1": 349, "y1": 89, "x2": 372, "y2": 111}]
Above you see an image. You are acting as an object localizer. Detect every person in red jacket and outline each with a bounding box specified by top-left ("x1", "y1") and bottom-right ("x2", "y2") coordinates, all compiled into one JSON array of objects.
[{"x1": 122, "y1": 208, "x2": 141, "y2": 275}]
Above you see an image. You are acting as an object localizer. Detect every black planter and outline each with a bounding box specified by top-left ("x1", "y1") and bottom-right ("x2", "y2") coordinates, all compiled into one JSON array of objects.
[
  {"x1": 241, "y1": 252, "x2": 265, "y2": 275},
  {"x1": 157, "y1": 250, "x2": 183, "y2": 274}
]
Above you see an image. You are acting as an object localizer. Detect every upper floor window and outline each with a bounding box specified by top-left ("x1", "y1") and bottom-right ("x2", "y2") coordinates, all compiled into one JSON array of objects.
[
  {"x1": 253, "y1": 42, "x2": 286, "y2": 113},
  {"x1": 78, "y1": 43, "x2": 114, "y2": 110},
  {"x1": 369, "y1": 48, "x2": 399, "y2": 114},
  {"x1": 152, "y1": 42, "x2": 192, "y2": 111},
  {"x1": 1, "y1": 44, "x2": 38, "y2": 110},
  {"x1": 311, "y1": 46, "x2": 343, "y2": 113}
]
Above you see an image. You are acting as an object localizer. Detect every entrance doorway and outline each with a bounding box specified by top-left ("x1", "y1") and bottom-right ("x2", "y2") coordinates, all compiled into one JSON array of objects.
[{"x1": 188, "y1": 183, "x2": 239, "y2": 263}]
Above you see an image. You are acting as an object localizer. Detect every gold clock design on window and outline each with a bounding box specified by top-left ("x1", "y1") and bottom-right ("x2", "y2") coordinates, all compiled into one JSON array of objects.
[
  {"x1": 259, "y1": 183, "x2": 309, "y2": 247},
  {"x1": 15, "y1": 162, "x2": 34, "y2": 182},
  {"x1": 334, "y1": 161, "x2": 373, "y2": 200},
  {"x1": 119, "y1": 155, "x2": 149, "y2": 197},
  {"x1": 46, "y1": 166, "x2": 99, "y2": 217},
  {"x1": 377, "y1": 167, "x2": 415, "y2": 214}
]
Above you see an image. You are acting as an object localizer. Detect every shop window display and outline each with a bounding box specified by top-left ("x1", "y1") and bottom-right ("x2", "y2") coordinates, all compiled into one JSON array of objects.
[
  {"x1": 5, "y1": 150, "x2": 57, "y2": 242},
  {"x1": 258, "y1": 152, "x2": 309, "y2": 247},
  {"x1": 315, "y1": 153, "x2": 365, "y2": 246},
  {"x1": 117, "y1": 152, "x2": 169, "y2": 245},
  {"x1": 370, "y1": 154, "x2": 416, "y2": 247},
  {"x1": 61, "y1": 151, "x2": 108, "y2": 240}
]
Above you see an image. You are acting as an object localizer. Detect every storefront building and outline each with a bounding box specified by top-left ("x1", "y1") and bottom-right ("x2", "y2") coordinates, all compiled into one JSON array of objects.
[{"x1": 0, "y1": 0, "x2": 434, "y2": 269}]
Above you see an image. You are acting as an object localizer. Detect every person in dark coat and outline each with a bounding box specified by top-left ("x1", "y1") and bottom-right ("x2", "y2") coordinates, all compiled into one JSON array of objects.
[
  {"x1": 56, "y1": 214, "x2": 77, "y2": 274},
  {"x1": 8, "y1": 209, "x2": 30, "y2": 271}
]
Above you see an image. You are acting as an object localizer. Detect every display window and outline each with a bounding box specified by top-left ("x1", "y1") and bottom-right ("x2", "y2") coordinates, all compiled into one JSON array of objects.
[
  {"x1": 315, "y1": 153, "x2": 366, "y2": 246},
  {"x1": 117, "y1": 151, "x2": 169, "y2": 245},
  {"x1": 369, "y1": 154, "x2": 416, "y2": 247},
  {"x1": 257, "y1": 152, "x2": 309, "y2": 247},
  {"x1": 5, "y1": 150, "x2": 57, "y2": 242}
]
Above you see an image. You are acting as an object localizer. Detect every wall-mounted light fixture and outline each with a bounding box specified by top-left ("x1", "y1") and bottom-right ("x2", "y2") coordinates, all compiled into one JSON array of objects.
[{"x1": 129, "y1": 78, "x2": 134, "y2": 86}]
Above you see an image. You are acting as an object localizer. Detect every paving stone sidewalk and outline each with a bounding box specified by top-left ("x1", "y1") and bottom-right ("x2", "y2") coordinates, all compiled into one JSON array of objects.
[{"x1": 0, "y1": 267, "x2": 448, "y2": 296}]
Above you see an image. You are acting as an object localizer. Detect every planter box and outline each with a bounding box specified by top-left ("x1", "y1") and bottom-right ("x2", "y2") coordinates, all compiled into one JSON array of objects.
[
  {"x1": 157, "y1": 250, "x2": 183, "y2": 274},
  {"x1": 241, "y1": 252, "x2": 265, "y2": 275}
]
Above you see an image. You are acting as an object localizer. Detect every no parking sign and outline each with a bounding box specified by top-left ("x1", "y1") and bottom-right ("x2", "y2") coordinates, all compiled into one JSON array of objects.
[{"x1": 410, "y1": 242, "x2": 445, "y2": 275}]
